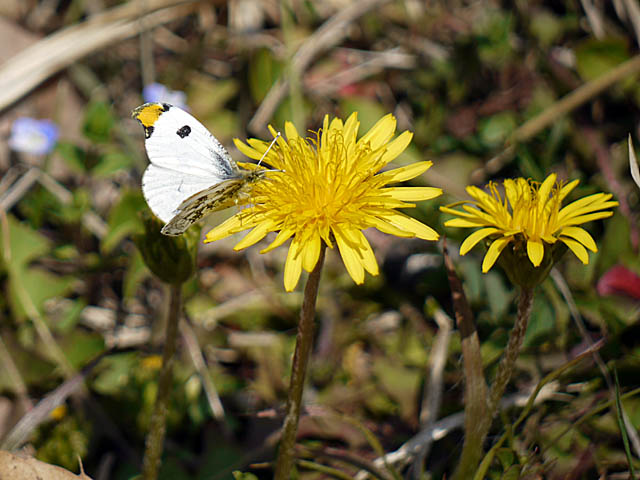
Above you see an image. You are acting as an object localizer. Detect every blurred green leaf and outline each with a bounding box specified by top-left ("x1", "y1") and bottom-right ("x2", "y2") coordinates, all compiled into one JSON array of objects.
[
  {"x1": 3, "y1": 217, "x2": 73, "y2": 322},
  {"x1": 4, "y1": 215, "x2": 50, "y2": 268},
  {"x1": 496, "y1": 448, "x2": 515, "y2": 470},
  {"x1": 58, "y1": 330, "x2": 104, "y2": 368},
  {"x1": 523, "y1": 293, "x2": 555, "y2": 346},
  {"x1": 232, "y1": 471, "x2": 259, "y2": 480},
  {"x1": 484, "y1": 271, "x2": 511, "y2": 320},
  {"x1": 8, "y1": 269, "x2": 73, "y2": 322},
  {"x1": 529, "y1": 9, "x2": 564, "y2": 47},
  {"x1": 478, "y1": 112, "x2": 517, "y2": 148},
  {"x1": 92, "y1": 151, "x2": 134, "y2": 177},
  {"x1": 83, "y1": 101, "x2": 115, "y2": 143},
  {"x1": 102, "y1": 190, "x2": 146, "y2": 254},
  {"x1": 500, "y1": 464, "x2": 521, "y2": 480},
  {"x1": 93, "y1": 352, "x2": 138, "y2": 395},
  {"x1": 56, "y1": 142, "x2": 87, "y2": 173},
  {"x1": 339, "y1": 97, "x2": 388, "y2": 133},
  {"x1": 248, "y1": 49, "x2": 282, "y2": 103},
  {"x1": 575, "y1": 38, "x2": 629, "y2": 82}
]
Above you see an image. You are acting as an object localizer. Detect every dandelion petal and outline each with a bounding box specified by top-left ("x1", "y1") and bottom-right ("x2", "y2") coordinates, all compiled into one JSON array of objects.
[
  {"x1": 284, "y1": 238, "x2": 304, "y2": 291},
  {"x1": 526, "y1": 239, "x2": 545, "y2": 267},
  {"x1": 559, "y1": 226, "x2": 597, "y2": 252},
  {"x1": 482, "y1": 237, "x2": 511, "y2": 273},
  {"x1": 460, "y1": 227, "x2": 500, "y2": 255},
  {"x1": 560, "y1": 238, "x2": 589, "y2": 264},
  {"x1": 334, "y1": 228, "x2": 365, "y2": 284}
]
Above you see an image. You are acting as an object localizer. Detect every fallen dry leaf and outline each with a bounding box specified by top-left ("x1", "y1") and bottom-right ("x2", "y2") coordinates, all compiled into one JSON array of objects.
[{"x1": 0, "y1": 450, "x2": 93, "y2": 480}]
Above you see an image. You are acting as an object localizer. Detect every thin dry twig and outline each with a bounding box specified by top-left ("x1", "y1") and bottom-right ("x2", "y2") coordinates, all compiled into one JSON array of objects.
[
  {"x1": 179, "y1": 320, "x2": 227, "y2": 426},
  {"x1": 622, "y1": 0, "x2": 640, "y2": 48},
  {"x1": 307, "y1": 48, "x2": 416, "y2": 97},
  {"x1": 580, "y1": 0, "x2": 606, "y2": 38},
  {"x1": 411, "y1": 303, "x2": 452, "y2": 478},
  {"x1": 0, "y1": 167, "x2": 40, "y2": 212},
  {"x1": 0, "y1": 0, "x2": 199, "y2": 112},
  {"x1": 248, "y1": 0, "x2": 392, "y2": 134}
]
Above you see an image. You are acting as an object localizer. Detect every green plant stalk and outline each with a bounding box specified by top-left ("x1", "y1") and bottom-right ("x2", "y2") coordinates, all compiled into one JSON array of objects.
[
  {"x1": 296, "y1": 459, "x2": 356, "y2": 480},
  {"x1": 487, "y1": 287, "x2": 534, "y2": 418},
  {"x1": 142, "y1": 283, "x2": 182, "y2": 480},
  {"x1": 274, "y1": 244, "x2": 326, "y2": 480},
  {"x1": 452, "y1": 286, "x2": 534, "y2": 480}
]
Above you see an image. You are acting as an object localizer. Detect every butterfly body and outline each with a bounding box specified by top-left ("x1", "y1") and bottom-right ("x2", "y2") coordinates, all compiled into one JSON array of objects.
[{"x1": 132, "y1": 102, "x2": 263, "y2": 236}]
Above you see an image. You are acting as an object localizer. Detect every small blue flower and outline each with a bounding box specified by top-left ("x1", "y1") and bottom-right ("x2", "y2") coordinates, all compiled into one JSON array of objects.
[
  {"x1": 9, "y1": 117, "x2": 59, "y2": 155},
  {"x1": 142, "y1": 83, "x2": 188, "y2": 109}
]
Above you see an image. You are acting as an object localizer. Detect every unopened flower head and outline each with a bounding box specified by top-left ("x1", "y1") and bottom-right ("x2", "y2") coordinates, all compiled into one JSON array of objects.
[
  {"x1": 9, "y1": 117, "x2": 59, "y2": 155},
  {"x1": 441, "y1": 173, "x2": 618, "y2": 275},
  {"x1": 205, "y1": 113, "x2": 442, "y2": 291}
]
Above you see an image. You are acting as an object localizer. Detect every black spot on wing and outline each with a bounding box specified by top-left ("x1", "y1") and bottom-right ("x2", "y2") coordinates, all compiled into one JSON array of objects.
[
  {"x1": 144, "y1": 125, "x2": 154, "y2": 139},
  {"x1": 176, "y1": 125, "x2": 191, "y2": 138},
  {"x1": 161, "y1": 103, "x2": 172, "y2": 111}
]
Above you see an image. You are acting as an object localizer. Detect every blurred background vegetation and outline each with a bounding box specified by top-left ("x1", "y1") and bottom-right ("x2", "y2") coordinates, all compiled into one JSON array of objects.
[{"x1": 0, "y1": 0, "x2": 639, "y2": 478}]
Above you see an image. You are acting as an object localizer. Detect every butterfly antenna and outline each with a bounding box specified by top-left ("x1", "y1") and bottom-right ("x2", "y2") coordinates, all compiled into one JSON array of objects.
[{"x1": 257, "y1": 132, "x2": 281, "y2": 168}]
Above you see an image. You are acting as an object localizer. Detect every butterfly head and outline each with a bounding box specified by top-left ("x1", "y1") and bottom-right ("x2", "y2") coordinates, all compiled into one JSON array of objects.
[{"x1": 132, "y1": 102, "x2": 173, "y2": 139}]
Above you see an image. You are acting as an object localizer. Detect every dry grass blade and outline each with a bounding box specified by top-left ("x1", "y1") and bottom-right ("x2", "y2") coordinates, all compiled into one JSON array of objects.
[
  {"x1": 179, "y1": 320, "x2": 227, "y2": 427},
  {"x1": 622, "y1": 0, "x2": 640, "y2": 47},
  {"x1": 0, "y1": 167, "x2": 40, "y2": 212},
  {"x1": 411, "y1": 301, "x2": 452, "y2": 478},
  {"x1": 629, "y1": 134, "x2": 640, "y2": 190},
  {"x1": 307, "y1": 48, "x2": 416, "y2": 97},
  {"x1": 0, "y1": 0, "x2": 199, "y2": 112}
]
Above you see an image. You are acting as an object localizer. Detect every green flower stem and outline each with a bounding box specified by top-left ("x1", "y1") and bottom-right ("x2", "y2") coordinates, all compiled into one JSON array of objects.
[
  {"x1": 487, "y1": 287, "x2": 534, "y2": 419},
  {"x1": 452, "y1": 286, "x2": 534, "y2": 480},
  {"x1": 142, "y1": 283, "x2": 182, "y2": 480},
  {"x1": 274, "y1": 244, "x2": 326, "y2": 480}
]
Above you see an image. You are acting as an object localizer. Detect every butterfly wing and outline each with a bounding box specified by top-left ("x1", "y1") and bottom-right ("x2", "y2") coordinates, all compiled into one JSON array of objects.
[
  {"x1": 160, "y1": 178, "x2": 248, "y2": 236},
  {"x1": 133, "y1": 102, "x2": 241, "y2": 225},
  {"x1": 141, "y1": 163, "x2": 220, "y2": 224}
]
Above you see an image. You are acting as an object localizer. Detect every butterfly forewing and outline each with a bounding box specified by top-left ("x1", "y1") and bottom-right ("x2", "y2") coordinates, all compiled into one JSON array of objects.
[{"x1": 134, "y1": 103, "x2": 252, "y2": 230}]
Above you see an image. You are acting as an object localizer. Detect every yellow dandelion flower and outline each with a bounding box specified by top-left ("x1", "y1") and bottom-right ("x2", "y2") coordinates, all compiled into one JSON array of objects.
[
  {"x1": 204, "y1": 113, "x2": 442, "y2": 291},
  {"x1": 441, "y1": 173, "x2": 618, "y2": 274}
]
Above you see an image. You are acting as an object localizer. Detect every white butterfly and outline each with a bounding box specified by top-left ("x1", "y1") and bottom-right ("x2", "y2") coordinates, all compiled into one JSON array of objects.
[{"x1": 132, "y1": 102, "x2": 267, "y2": 236}]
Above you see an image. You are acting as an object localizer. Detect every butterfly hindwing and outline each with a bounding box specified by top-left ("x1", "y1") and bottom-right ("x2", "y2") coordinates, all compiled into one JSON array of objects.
[
  {"x1": 141, "y1": 163, "x2": 219, "y2": 224},
  {"x1": 161, "y1": 178, "x2": 248, "y2": 235}
]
